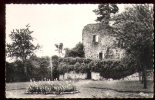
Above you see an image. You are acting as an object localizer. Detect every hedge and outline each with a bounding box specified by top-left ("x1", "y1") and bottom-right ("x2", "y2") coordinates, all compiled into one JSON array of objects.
[{"x1": 52, "y1": 56, "x2": 138, "y2": 80}]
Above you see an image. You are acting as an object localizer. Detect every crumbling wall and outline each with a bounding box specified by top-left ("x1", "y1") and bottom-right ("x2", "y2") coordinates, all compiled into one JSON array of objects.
[{"x1": 82, "y1": 23, "x2": 125, "y2": 60}]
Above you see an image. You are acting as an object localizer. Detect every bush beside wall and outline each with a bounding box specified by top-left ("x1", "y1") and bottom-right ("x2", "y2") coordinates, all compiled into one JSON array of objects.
[{"x1": 56, "y1": 57, "x2": 138, "y2": 80}]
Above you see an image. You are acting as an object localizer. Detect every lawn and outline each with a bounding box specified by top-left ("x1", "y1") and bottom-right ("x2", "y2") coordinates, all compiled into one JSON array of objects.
[
  {"x1": 85, "y1": 80, "x2": 154, "y2": 93},
  {"x1": 6, "y1": 82, "x2": 30, "y2": 91},
  {"x1": 5, "y1": 80, "x2": 154, "y2": 98}
]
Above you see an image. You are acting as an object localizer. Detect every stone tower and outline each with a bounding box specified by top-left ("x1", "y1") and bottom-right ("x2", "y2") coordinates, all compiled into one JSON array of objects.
[{"x1": 82, "y1": 23, "x2": 125, "y2": 60}]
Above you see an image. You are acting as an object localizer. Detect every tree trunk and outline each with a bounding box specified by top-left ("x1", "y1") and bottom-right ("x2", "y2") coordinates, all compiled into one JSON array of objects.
[
  {"x1": 50, "y1": 67, "x2": 53, "y2": 81},
  {"x1": 23, "y1": 61, "x2": 28, "y2": 81},
  {"x1": 51, "y1": 71, "x2": 53, "y2": 81},
  {"x1": 22, "y1": 55, "x2": 29, "y2": 81},
  {"x1": 142, "y1": 65, "x2": 147, "y2": 89},
  {"x1": 141, "y1": 74, "x2": 144, "y2": 84}
]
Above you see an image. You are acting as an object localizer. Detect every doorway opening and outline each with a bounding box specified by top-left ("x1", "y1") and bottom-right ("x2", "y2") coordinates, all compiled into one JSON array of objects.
[{"x1": 99, "y1": 52, "x2": 103, "y2": 60}]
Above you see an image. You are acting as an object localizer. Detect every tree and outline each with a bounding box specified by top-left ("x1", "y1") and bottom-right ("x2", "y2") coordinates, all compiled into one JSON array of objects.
[
  {"x1": 5, "y1": 60, "x2": 26, "y2": 82},
  {"x1": 37, "y1": 57, "x2": 51, "y2": 80},
  {"x1": 112, "y1": 4, "x2": 154, "y2": 89},
  {"x1": 93, "y1": 4, "x2": 119, "y2": 24},
  {"x1": 58, "y1": 62, "x2": 67, "y2": 79},
  {"x1": 55, "y1": 43, "x2": 63, "y2": 57},
  {"x1": 65, "y1": 42, "x2": 85, "y2": 58},
  {"x1": 5, "y1": 62, "x2": 15, "y2": 82},
  {"x1": 6, "y1": 24, "x2": 40, "y2": 81},
  {"x1": 27, "y1": 56, "x2": 51, "y2": 81},
  {"x1": 51, "y1": 55, "x2": 60, "y2": 80}
]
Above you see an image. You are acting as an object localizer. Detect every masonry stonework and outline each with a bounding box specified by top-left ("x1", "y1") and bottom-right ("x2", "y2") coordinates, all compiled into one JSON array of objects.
[{"x1": 82, "y1": 23, "x2": 125, "y2": 60}]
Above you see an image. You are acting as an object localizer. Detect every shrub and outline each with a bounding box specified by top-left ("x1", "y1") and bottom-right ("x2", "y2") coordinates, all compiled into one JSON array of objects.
[
  {"x1": 58, "y1": 57, "x2": 63, "y2": 63},
  {"x1": 67, "y1": 57, "x2": 77, "y2": 65},
  {"x1": 83, "y1": 58, "x2": 92, "y2": 64},
  {"x1": 76, "y1": 57, "x2": 84, "y2": 63},
  {"x1": 56, "y1": 56, "x2": 138, "y2": 80},
  {"x1": 52, "y1": 67, "x2": 60, "y2": 80},
  {"x1": 74, "y1": 62, "x2": 81, "y2": 73},
  {"x1": 26, "y1": 81, "x2": 77, "y2": 94},
  {"x1": 52, "y1": 55, "x2": 59, "y2": 61},
  {"x1": 98, "y1": 58, "x2": 137, "y2": 79},
  {"x1": 67, "y1": 65, "x2": 74, "y2": 72},
  {"x1": 80, "y1": 63, "x2": 87, "y2": 73},
  {"x1": 58, "y1": 62, "x2": 67, "y2": 75}
]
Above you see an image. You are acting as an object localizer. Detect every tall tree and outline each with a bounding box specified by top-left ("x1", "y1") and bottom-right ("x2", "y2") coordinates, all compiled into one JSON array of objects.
[
  {"x1": 51, "y1": 55, "x2": 60, "y2": 80},
  {"x1": 65, "y1": 42, "x2": 85, "y2": 58},
  {"x1": 93, "y1": 4, "x2": 119, "y2": 24},
  {"x1": 6, "y1": 24, "x2": 40, "y2": 81},
  {"x1": 112, "y1": 4, "x2": 154, "y2": 89},
  {"x1": 55, "y1": 43, "x2": 63, "y2": 57}
]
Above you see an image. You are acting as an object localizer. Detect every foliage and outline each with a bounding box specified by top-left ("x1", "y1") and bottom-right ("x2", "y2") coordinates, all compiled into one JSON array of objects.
[
  {"x1": 55, "y1": 43, "x2": 63, "y2": 57},
  {"x1": 93, "y1": 4, "x2": 119, "y2": 24},
  {"x1": 57, "y1": 57, "x2": 91, "y2": 75},
  {"x1": 6, "y1": 24, "x2": 40, "y2": 80},
  {"x1": 5, "y1": 62, "x2": 14, "y2": 82},
  {"x1": 5, "y1": 54, "x2": 140, "y2": 82},
  {"x1": 28, "y1": 56, "x2": 51, "y2": 80},
  {"x1": 112, "y1": 4, "x2": 154, "y2": 70},
  {"x1": 37, "y1": 57, "x2": 51, "y2": 79},
  {"x1": 6, "y1": 24, "x2": 40, "y2": 61},
  {"x1": 65, "y1": 42, "x2": 85, "y2": 58},
  {"x1": 67, "y1": 65, "x2": 74, "y2": 72},
  {"x1": 52, "y1": 55, "x2": 60, "y2": 80},
  {"x1": 5, "y1": 56, "x2": 52, "y2": 82},
  {"x1": 51, "y1": 55, "x2": 59, "y2": 68},
  {"x1": 86, "y1": 59, "x2": 136, "y2": 79},
  {"x1": 5, "y1": 61, "x2": 26, "y2": 82},
  {"x1": 74, "y1": 62, "x2": 81, "y2": 73},
  {"x1": 52, "y1": 55, "x2": 59, "y2": 63},
  {"x1": 112, "y1": 4, "x2": 153, "y2": 88},
  {"x1": 58, "y1": 62, "x2": 67, "y2": 75},
  {"x1": 26, "y1": 81, "x2": 77, "y2": 94},
  {"x1": 53, "y1": 57, "x2": 138, "y2": 79}
]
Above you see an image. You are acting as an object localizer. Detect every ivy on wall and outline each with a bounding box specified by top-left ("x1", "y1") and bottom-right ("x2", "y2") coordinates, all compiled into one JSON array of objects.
[{"x1": 53, "y1": 56, "x2": 138, "y2": 80}]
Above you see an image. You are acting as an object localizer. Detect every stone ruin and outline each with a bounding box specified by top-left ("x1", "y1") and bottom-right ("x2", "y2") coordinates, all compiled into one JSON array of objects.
[{"x1": 82, "y1": 23, "x2": 125, "y2": 60}]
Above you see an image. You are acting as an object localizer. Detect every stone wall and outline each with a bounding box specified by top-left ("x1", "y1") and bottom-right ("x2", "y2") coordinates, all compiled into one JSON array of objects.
[
  {"x1": 82, "y1": 23, "x2": 125, "y2": 60},
  {"x1": 59, "y1": 71, "x2": 154, "y2": 81},
  {"x1": 59, "y1": 71, "x2": 101, "y2": 80}
]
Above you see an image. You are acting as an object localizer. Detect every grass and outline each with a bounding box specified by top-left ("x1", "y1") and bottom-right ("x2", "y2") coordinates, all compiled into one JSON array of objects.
[
  {"x1": 6, "y1": 80, "x2": 154, "y2": 98},
  {"x1": 6, "y1": 82, "x2": 30, "y2": 91},
  {"x1": 85, "y1": 80, "x2": 154, "y2": 93}
]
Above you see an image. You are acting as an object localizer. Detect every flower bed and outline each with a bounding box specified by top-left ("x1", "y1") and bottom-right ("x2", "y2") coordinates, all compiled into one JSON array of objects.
[{"x1": 25, "y1": 81, "x2": 77, "y2": 95}]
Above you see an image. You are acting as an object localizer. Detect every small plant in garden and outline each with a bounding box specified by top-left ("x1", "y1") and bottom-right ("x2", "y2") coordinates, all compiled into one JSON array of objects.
[{"x1": 25, "y1": 81, "x2": 77, "y2": 95}]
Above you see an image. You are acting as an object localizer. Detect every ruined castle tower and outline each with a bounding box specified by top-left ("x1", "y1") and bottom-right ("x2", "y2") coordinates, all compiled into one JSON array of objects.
[{"x1": 82, "y1": 23, "x2": 125, "y2": 60}]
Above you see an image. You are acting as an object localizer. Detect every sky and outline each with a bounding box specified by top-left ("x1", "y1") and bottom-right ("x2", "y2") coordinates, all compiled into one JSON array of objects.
[{"x1": 6, "y1": 4, "x2": 126, "y2": 61}]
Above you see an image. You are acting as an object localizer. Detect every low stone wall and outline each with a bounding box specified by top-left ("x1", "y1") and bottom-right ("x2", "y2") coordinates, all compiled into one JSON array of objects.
[
  {"x1": 59, "y1": 71, "x2": 87, "y2": 80},
  {"x1": 91, "y1": 72, "x2": 101, "y2": 80},
  {"x1": 59, "y1": 71, "x2": 101, "y2": 80},
  {"x1": 59, "y1": 71, "x2": 154, "y2": 81},
  {"x1": 121, "y1": 71, "x2": 154, "y2": 81}
]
